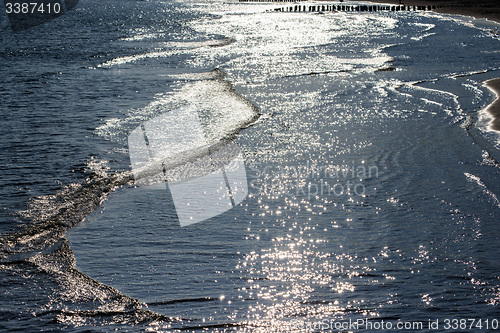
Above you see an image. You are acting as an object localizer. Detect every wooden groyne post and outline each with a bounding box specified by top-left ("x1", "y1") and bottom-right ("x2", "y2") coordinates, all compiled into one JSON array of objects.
[{"x1": 251, "y1": 2, "x2": 440, "y2": 12}]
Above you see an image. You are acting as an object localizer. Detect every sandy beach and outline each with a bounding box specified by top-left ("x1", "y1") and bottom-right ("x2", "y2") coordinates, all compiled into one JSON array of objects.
[{"x1": 484, "y1": 78, "x2": 500, "y2": 131}]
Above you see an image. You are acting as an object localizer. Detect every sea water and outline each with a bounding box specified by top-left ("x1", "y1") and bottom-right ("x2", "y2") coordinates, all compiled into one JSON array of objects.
[{"x1": 1, "y1": 0, "x2": 500, "y2": 331}]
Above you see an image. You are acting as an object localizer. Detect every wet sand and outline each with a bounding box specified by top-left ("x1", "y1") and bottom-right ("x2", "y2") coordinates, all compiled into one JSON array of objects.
[
  {"x1": 367, "y1": 0, "x2": 500, "y2": 24},
  {"x1": 484, "y1": 78, "x2": 500, "y2": 132}
]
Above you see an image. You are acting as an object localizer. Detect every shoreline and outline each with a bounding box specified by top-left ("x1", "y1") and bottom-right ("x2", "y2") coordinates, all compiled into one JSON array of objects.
[
  {"x1": 364, "y1": 0, "x2": 500, "y2": 135},
  {"x1": 484, "y1": 78, "x2": 500, "y2": 132}
]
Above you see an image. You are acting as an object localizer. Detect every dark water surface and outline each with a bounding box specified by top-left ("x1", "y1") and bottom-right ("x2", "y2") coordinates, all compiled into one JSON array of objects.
[{"x1": 1, "y1": 1, "x2": 500, "y2": 331}]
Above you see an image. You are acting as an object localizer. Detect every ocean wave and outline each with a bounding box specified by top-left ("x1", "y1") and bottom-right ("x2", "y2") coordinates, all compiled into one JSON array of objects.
[
  {"x1": 97, "y1": 50, "x2": 177, "y2": 68},
  {"x1": 0, "y1": 166, "x2": 132, "y2": 265},
  {"x1": 165, "y1": 37, "x2": 236, "y2": 48},
  {"x1": 0, "y1": 164, "x2": 170, "y2": 329},
  {"x1": 98, "y1": 37, "x2": 235, "y2": 68},
  {"x1": 0, "y1": 67, "x2": 261, "y2": 329},
  {"x1": 95, "y1": 68, "x2": 260, "y2": 145},
  {"x1": 465, "y1": 172, "x2": 500, "y2": 208}
]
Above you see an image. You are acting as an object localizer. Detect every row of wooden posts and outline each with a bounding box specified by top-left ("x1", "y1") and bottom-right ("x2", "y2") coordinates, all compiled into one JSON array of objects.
[
  {"x1": 263, "y1": 4, "x2": 437, "y2": 12},
  {"x1": 237, "y1": 0, "x2": 485, "y2": 15},
  {"x1": 239, "y1": 0, "x2": 307, "y2": 2}
]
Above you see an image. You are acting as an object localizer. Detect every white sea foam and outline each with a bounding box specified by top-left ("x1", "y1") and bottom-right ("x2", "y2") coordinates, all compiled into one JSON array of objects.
[{"x1": 96, "y1": 70, "x2": 258, "y2": 150}]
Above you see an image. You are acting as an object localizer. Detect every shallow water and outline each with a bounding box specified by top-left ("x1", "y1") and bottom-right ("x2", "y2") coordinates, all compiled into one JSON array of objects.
[{"x1": 1, "y1": 1, "x2": 500, "y2": 331}]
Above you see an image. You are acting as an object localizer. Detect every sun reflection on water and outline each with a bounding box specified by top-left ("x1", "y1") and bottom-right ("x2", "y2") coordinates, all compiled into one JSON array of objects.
[{"x1": 234, "y1": 229, "x2": 381, "y2": 331}]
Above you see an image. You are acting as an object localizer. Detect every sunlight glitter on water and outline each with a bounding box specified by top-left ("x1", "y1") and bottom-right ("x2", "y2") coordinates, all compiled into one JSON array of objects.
[
  {"x1": 63, "y1": 1, "x2": 500, "y2": 330},
  {"x1": 235, "y1": 234, "x2": 382, "y2": 331}
]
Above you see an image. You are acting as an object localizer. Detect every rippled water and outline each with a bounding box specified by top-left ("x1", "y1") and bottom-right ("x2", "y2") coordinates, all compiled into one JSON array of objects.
[{"x1": 1, "y1": 0, "x2": 500, "y2": 331}]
